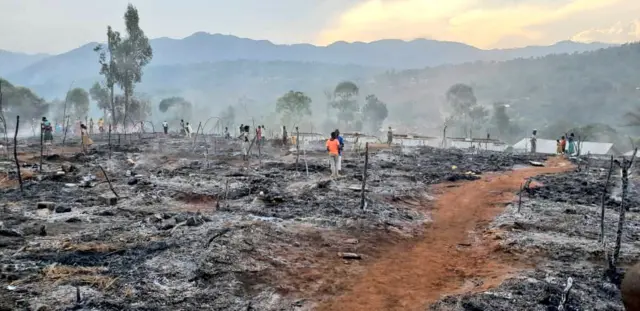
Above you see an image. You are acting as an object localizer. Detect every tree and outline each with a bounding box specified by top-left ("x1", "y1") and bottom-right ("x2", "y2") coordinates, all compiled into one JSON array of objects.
[
  {"x1": 114, "y1": 4, "x2": 153, "y2": 131},
  {"x1": 94, "y1": 26, "x2": 121, "y2": 127},
  {"x1": 362, "y1": 95, "x2": 388, "y2": 133},
  {"x1": 492, "y1": 102, "x2": 511, "y2": 139},
  {"x1": 67, "y1": 88, "x2": 90, "y2": 120},
  {"x1": 332, "y1": 81, "x2": 360, "y2": 127},
  {"x1": 90, "y1": 82, "x2": 110, "y2": 119},
  {"x1": 276, "y1": 91, "x2": 312, "y2": 127},
  {"x1": 469, "y1": 105, "x2": 489, "y2": 137},
  {"x1": 446, "y1": 83, "x2": 477, "y2": 137},
  {"x1": 115, "y1": 95, "x2": 151, "y2": 122}
]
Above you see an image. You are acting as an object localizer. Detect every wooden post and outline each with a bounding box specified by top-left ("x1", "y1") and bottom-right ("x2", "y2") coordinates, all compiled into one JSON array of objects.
[
  {"x1": 192, "y1": 122, "x2": 202, "y2": 151},
  {"x1": 108, "y1": 125, "x2": 112, "y2": 159},
  {"x1": 13, "y1": 116, "x2": 23, "y2": 193},
  {"x1": 295, "y1": 127, "x2": 300, "y2": 171},
  {"x1": 612, "y1": 148, "x2": 637, "y2": 266},
  {"x1": 98, "y1": 165, "x2": 119, "y2": 198},
  {"x1": 600, "y1": 155, "x2": 614, "y2": 244},
  {"x1": 360, "y1": 142, "x2": 369, "y2": 209},
  {"x1": 39, "y1": 122, "x2": 43, "y2": 171}
]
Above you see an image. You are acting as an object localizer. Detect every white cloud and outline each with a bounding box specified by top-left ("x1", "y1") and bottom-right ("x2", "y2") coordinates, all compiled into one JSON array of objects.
[{"x1": 572, "y1": 20, "x2": 640, "y2": 43}]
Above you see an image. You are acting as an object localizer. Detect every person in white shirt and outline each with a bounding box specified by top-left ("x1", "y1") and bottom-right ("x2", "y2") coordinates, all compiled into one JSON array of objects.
[
  {"x1": 162, "y1": 121, "x2": 168, "y2": 134},
  {"x1": 186, "y1": 122, "x2": 193, "y2": 138}
]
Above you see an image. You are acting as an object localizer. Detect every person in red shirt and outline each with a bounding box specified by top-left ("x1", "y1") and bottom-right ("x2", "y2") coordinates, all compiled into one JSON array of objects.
[
  {"x1": 326, "y1": 131, "x2": 340, "y2": 177},
  {"x1": 560, "y1": 136, "x2": 567, "y2": 154}
]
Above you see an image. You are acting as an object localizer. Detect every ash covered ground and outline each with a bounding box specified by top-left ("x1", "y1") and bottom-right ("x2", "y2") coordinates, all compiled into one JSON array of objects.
[
  {"x1": 0, "y1": 134, "x2": 544, "y2": 311},
  {"x1": 0, "y1": 134, "x2": 632, "y2": 311},
  {"x1": 431, "y1": 157, "x2": 640, "y2": 311}
]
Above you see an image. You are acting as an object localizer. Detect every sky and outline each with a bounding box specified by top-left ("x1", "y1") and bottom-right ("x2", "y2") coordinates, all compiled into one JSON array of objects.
[{"x1": 1, "y1": 0, "x2": 640, "y2": 55}]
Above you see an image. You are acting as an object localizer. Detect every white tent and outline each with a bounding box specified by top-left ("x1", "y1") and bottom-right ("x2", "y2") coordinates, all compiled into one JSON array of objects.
[{"x1": 513, "y1": 138, "x2": 614, "y2": 155}]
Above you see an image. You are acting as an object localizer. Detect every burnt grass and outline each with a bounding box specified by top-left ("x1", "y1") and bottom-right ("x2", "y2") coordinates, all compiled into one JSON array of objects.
[
  {"x1": 0, "y1": 134, "x2": 555, "y2": 311},
  {"x1": 431, "y1": 158, "x2": 638, "y2": 311}
]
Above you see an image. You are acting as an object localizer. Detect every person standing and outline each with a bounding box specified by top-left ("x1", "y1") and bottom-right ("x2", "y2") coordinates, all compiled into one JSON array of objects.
[
  {"x1": 530, "y1": 129, "x2": 538, "y2": 153},
  {"x1": 89, "y1": 118, "x2": 94, "y2": 135},
  {"x1": 80, "y1": 122, "x2": 93, "y2": 148},
  {"x1": 567, "y1": 133, "x2": 576, "y2": 155},
  {"x1": 256, "y1": 124, "x2": 262, "y2": 144},
  {"x1": 239, "y1": 124, "x2": 244, "y2": 137},
  {"x1": 186, "y1": 122, "x2": 193, "y2": 138},
  {"x1": 335, "y1": 129, "x2": 344, "y2": 174},
  {"x1": 282, "y1": 126, "x2": 288, "y2": 146},
  {"x1": 224, "y1": 127, "x2": 230, "y2": 139},
  {"x1": 242, "y1": 134, "x2": 250, "y2": 161},
  {"x1": 326, "y1": 131, "x2": 340, "y2": 177},
  {"x1": 180, "y1": 119, "x2": 185, "y2": 135},
  {"x1": 162, "y1": 121, "x2": 168, "y2": 134},
  {"x1": 387, "y1": 127, "x2": 393, "y2": 146},
  {"x1": 560, "y1": 135, "x2": 567, "y2": 154},
  {"x1": 41, "y1": 117, "x2": 53, "y2": 145},
  {"x1": 556, "y1": 139, "x2": 562, "y2": 155},
  {"x1": 98, "y1": 118, "x2": 105, "y2": 134}
]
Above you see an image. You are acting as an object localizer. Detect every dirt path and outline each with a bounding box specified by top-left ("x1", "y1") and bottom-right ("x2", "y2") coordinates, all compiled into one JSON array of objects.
[{"x1": 318, "y1": 157, "x2": 572, "y2": 311}]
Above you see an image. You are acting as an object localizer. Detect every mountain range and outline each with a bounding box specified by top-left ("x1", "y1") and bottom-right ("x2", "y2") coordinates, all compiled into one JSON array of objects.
[{"x1": 0, "y1": 32, "x2": 614, "y2": 99}]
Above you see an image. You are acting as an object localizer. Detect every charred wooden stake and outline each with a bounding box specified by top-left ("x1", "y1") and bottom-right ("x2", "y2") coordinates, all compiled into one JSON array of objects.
[
  {"x1": 295, "y1": 127, "x2": 300, "y2": 171},
  {"x1": 600, "y1": 155, "x2": 614, "y2": 244},
  {"x1": 108, "y1": 125, "x2": 112, "y2": 159},
  {"x1": 98, "y1": 165, "x2": 119, "y2": 198},
  {"x1": 517, "y1": 178, "x2": 532, "y2": 213},
  {"x1": 192, "y1": 121, "x2": 202, "y2": 151},
  {"x1": 39, "y1": 122, "x2": 43, "y2": 171},
  {"x1": 360, "y1": 142, "x2": 369, "y2": 209},
  {"x1": 13, "y1": 116, "x2": 23, "y2": 193},
  {"x1": 612, "y1": 148, "x2": 637, "y2": 267}
]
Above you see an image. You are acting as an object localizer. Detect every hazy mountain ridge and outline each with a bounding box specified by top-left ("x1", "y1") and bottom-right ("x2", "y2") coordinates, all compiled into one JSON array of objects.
[
  {"x1": 2, "y1": 32, "x2": 614, "y2": 96},
  {"x1": 0, "y1": 49, "x2": 49, "y2": 76}
]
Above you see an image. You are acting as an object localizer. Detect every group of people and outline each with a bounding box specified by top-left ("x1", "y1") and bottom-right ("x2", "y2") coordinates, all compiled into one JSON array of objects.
[
  {"x1": 326, "y1": 129, "x2": 344, "y2": 177},
  {"x1": 39, "y1": 116, "x2": 93, "y2": 148},
  {"x1": 556, "y1": 133, "x2": 577, "y2": 155}
]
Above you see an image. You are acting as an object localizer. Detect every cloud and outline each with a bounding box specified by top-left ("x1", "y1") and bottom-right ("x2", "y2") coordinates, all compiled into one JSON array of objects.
[
  {"x1": 571, "y1": 20, "x2": 640, "y2": 43},
  {"x1": 317, "y1": 0, "x2": 633, "y2": 48}
]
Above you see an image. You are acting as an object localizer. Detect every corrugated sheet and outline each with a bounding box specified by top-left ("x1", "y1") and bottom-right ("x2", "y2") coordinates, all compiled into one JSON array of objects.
[{"x1": 513, "y1": 138, "x2": 613, "y2": 155}]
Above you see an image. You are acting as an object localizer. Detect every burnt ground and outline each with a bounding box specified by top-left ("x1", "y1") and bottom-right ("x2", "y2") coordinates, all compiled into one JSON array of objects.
[
  {"x1": 430, "y1": 158, "x2": 640, "y2": 311},
  {"x1": 0, "y1": 134, "x2": 547, "y2": 311}
]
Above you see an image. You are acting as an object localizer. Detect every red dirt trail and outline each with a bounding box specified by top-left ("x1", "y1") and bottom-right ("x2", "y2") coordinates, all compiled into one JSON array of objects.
[{"x1": 317, "y1": 157, "x2": 572, "y2": 311}]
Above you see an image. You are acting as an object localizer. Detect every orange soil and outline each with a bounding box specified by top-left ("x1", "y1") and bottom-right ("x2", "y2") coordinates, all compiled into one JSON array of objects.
[{"x1": 317, "y1": 157, "x2": 573, "y2": 311}]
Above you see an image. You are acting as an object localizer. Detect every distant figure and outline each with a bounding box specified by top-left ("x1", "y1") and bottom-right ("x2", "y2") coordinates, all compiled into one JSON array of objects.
[
  {"x1": 162, "y1": 121, "x2": 168, "y2": 134},
  {"x1": 282, "y1": 126, "x2": 288, "y2": 146},
  {"x1": 89, "y1": 118, "x2": 94, "y2": 135},
  {"x1": 239, "y1": 124, "x2": 244, "y2": 136},
  {"x1": 41, "y1": 117, "x2": 53, "y2": 144},
  {"x1": 622, "y1": 261, "x2": 640, "y2": 311},
  {"x1": 98, "y1": 118, "x2": 105, "y2": 133},
  {"x1": 387, "y1": 127, "x2": 393, "y2": 146},
  {"x1": 326, "y1": 131, "x2": 340, "y2": 177},
  {"x1": 224, "y1": 127, "x2": 230, "y2": 139},
  {"x1": 242, "y1": 134, "x2": 250, "y2": 160},
  {"x1": 261, "y1": 125, "x2": 266, "y2": 143},
  {"x1": 567, "y1": 133, "x2": 576, "y2": 155},
  {"x1": 335, "y1": 129, "x2": 344, "y2": 173},
  {"x1": 556, "y1": 139, "x2": 561, "y2": 154},
  {"x1": 180, "y1": 119, "x2": 185, "y2": 135},
  {"x1": 256, "y1": 125, "x2": 262, "y2": 143},
  {"x1": 560, "y1": 135, "x2": 566, "y2": 154},
  {"x1": 185, "y1": 122, "x2": 193, "y2": 138},
  {"x1": 80, "y1": 123, "x2": 93, "y2": 147},
  {"x1": 530, "y1": 129, "x2": 537, "y2": 153}
]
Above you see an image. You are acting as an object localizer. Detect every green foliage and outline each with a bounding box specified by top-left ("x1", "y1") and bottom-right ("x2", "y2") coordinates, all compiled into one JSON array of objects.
[
  {"x1": 362, "y1": 95, "x2": 388, "y2": 133},
  {"x1": 94, "y1": 26, "x2": 121, "y2": 126},
  {"x1": 331, "y1": 81, "x2": 360, "y2": 126},
  {"x1": 491, "y1": 102, "x2": 511, "y2": 140},
  {"x1": 276, "y1": 90, "x2": 312, "y2": 127},
  {"x1": 89, "y1": 82, "x2": 109, "y2": 114},
  {"x1": 114, "y1": 4, "x2": 153, "y2": 127},
  {"x1": 0, "y1": 77, "x2": 49, "y2": 123},
  {"x1": 67, "y1": 88, "x2": 90, "y2": 120},
  {"x1": 114, "y1": 94, "x2": 151, "y2": 121},
  {"x1": 446, "y1": 84, "x2": 476, "y2": 116}
]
